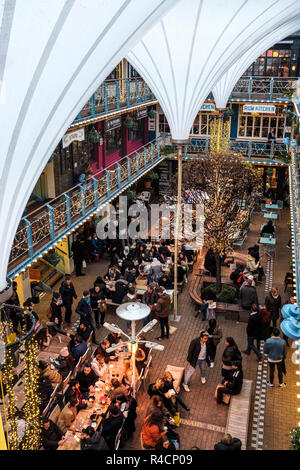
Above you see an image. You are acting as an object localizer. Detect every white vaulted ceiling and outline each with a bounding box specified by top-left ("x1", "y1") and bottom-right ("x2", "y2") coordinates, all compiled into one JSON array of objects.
[
  {"x1": 127, "y1": 0, "x2": 300, "y2": 140},
  {"x1": 0, "y1": 0, "x2": 176, "y2": 290}
]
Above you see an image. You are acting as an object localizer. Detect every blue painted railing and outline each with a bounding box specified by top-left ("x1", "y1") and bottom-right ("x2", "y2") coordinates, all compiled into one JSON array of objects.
[
  {"x1": 71, "y1": 77, "x2": 297, "y2": 127},
  {"x1": 8, "y1": 137, "x2": 166, "y2": 278}
]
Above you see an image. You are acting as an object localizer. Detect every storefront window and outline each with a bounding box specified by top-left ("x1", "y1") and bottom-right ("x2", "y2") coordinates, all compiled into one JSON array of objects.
[
  {"x1": 128, "y1": 119, "x2": 143, "y2": 141},
  {"x1": 106, "y1": 127, "x2": 122, "y2": 154},
  {"x1": 159, "y1": 114, "x2": 170, "y2": 133},
  {"x1": 243, "y1": 48, "x2": 293, "y2": 77},
  {"x1": 238, "y1": 105, "x2": 286, "y2": 139},
  {"x1": 190, "y1": 113, "x2": 210, "y2": 136}
]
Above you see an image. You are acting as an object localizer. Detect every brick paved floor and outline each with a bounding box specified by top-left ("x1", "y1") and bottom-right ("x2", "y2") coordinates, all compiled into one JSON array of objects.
[{"x1": 33, "y1": 206, "x2": 296, "y2": 450}]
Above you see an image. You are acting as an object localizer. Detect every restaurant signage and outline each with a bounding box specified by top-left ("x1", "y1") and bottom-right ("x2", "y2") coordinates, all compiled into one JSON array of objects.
[
  {"x1": 62, "y1": 128, "x2": 85, "y2": 148},
  {"x1": 136, "y1": 108, "x2": 148, "y2": 120},
  {"x1": 200, "y1": 103, "x2": 215, "y2": 112},
  {"x1": 243, "y1": 104, "x2": 276, "y2": 114},
  {"x1": 106, "y1": 117, "x2": 122, "y2": 131}
]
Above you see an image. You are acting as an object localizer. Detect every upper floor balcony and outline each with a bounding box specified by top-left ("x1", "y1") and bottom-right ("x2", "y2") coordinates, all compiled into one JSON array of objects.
[{"x1": 70, "y1": 76, "x2": 299, "y2": 128}]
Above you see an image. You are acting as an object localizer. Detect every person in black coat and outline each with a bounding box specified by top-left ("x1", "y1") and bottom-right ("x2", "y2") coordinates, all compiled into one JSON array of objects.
[
  {"x1": 76, "y1": 362, "x2": 97, "y2": 397},
  {"x1": 221, "y1": 337, "x2": 242, "y2": 380},
  {"x1": 50, "y1": 292, "x2": 63, "y2": 327},
  {"x1": 265, "y1": 287, "x2": 282, "y2": 328},
  {"x1": 89, "y1": 285, "x2": 105, "y2": 327},
  {"x1": 76, "y1": 321, "x2": 92, "y2": 342},
  {"x1": 100, "y1": 405, "x2": 124, "y2": 450},
  {"x1": 112, "y1": 279, "x2": 129, "y2": 304},
  {"x1": 260, "y1": 220, "x2": 275, "y2": 237},
  {"x1": 71, "y1": 235, "x2": 86, "y2": 277},
  {"x1": 242, "y1": 304, "x2": 262, "y2": 360},
  {"x1": 204, "y1": 249, "x2": 216, "y2": 276},
  {"x1": 214, "y1": 433, "x2": 242, "y2": 450},
  {"x1": 41, "y1": 417, "x2": 63, "y2": 450},
  {"x1": 75, "y1": 290, "x2": 98, "y2": 344},
  {"x1": 80, "y1": 426, "x2": 109, "y2": 450},
  {"x1": 183, "y1": 331, "x2": 214, "y2": 392},
  {"x1": 216, "y1": 361, "x2": 243, "y2": 404},
  {"x1": 38, "y1": 375, "x2": 53, "y2": 410},
  {"x1": 59, "y1": 277, "x2": 77, "y2": 324}
]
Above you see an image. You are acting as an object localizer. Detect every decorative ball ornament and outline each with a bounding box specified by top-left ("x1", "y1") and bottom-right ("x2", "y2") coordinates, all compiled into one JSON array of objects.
[
  {"x1": 281, "y1": 304, "x2": 300, "y2": 340},
  {"x1": 281, "y1": 304, "x2": 300, "y2": 319}
]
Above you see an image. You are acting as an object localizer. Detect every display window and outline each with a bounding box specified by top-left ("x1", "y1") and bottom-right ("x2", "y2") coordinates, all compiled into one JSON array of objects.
[
  {"x1": 238, "y1": 105, "x2": 285, "y2": 139},
  {"x1": 128, "y1": 119, "x2": 144, "y2": 141},
  {"x1": 106, "y1": 127, "x2": 122, "y2": 154}
]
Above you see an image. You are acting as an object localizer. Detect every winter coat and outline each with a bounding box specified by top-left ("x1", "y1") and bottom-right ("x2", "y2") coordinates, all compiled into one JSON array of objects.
[
  {"x1": 205, "y1": 324, "x2": 223, "y2": 347},
  {"x1": 112, "y1": 280, "x2": 129, "y2": 304},
  {"x1": 142, "y1": 419, "x2": 165, "y2": 448},
  {"x1": 246, "y1": 312, "x2": 262, "y2": 339},
  {"x1": 214, "y1": 438, "x2": 242, "y2": 450},
  {"x1": 239, "y1": 284, "x2": 258, "y2": 309},
  {"x1": 263, "y1": 336, "x2": 286, "y2": 362},
  {"x1": 89, "y1": 288, "x2": 104, "y2": 310},
  {"x1": 75, "y1": 298, "x2": 93, "y2": 323},
  {"x1": 155, "y1": 293, "x2": 171, "y2": 318},
  {"x1": 225, "y1": 368, "x2": 243, "y2": 395},
  {"x1": 101, "y1": 414, "x2": 124, "y2": 449},
  {"x1": 57, "y1": 404, "x2": 77, "y2": 434},
  {"x1": 81, "y1": 432, "x2": 109, "y2": 450},
  {"x1": 142, "y1": 291, "x2": 158, "y2": 306},
  {"x1": 187, "y1": 337, "x2": 213, "y2": 368},
  {"x1": 68, "y1": 339, "x2": 87, "y2": 362},
  {"x1": 59, "y1": 282, "x2": 77, "y2": 306},
  {"x1": 265, "y1": 293, "x2": 282, "y2": 321},
  {"x1": 41, "y1": 419, "x2": 63, "y2": 450},
  {"x1": 42, "y1": 365, "x2": 62, "y2": 387},
  {"x1": 76, "y1": 369, "x2": 97, "y2": 394}
]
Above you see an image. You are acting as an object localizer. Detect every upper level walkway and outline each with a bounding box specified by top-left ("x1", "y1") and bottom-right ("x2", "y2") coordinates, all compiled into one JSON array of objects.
[{"x1": 70, "y1": 76, "x2": 298, "y2": 128}]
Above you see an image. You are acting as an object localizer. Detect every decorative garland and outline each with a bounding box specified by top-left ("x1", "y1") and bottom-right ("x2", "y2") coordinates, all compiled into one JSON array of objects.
[{"x1": 21, "y1": 335, "x2": 41, "y2": 450}]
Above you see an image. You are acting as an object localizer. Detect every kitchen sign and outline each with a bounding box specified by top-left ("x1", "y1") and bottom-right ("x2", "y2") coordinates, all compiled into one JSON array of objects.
[
  {"x1": 62, "y1": 128, "x2": 85, "y2": 148},
  {"x1": 106, "y1": 117, "x2": 122, "y2": 131},
  {"x1": 243, "y1": 104, "x2": 276, "y2": 114}
]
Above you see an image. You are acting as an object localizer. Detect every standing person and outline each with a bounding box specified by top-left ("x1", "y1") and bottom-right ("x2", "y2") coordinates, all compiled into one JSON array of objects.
[
  {"x1": 50, "y1": 292, "x2": 63, "y2": 327},
  {"x1": 263, "y1": 328, "x2": 287, "y2": 388},
  {"x1": 71, "y1": 235, "x2": 86, "y2": 277},
  {"x1": 216, "y1": 361, "x2": 243, "y2": 405},
  {"x1": 142, "y1": 284, "x2": 158, "y2": 327},
  {"x1": 265, "y1": 287, "x2": 282, "y2": 328},
  {"x1": 221, "y1": 337, "x2": 242, "y2": 380},
  {"x1": 89, "y1": 284, "x2": 103, "y2": 329},
  {"x1": 260, "y1": 305, "x2": 272, "y2": 341},
  {"x1": 205, "y1": 319, "x2": 223, "y2": 367},
  {"x1": 59, "y1": 276, "x2": 77, "y2": 324},
  {"x1": 183, "y1": 331, "x2": 213, "y2": 392},
  {"x1": 242, "y1": 304, "x2": 263, "y2": 361},
  {"x1": 75, "y1": 290, "x2": 98, "y2": 345},
  {"x1": 239, "y1": 277, "x2": 258, "y2": 311},
  {"x1": 155, "y1": 288, "x2": 171, "y2": 341},
  {"x1": 268, "y1": 127, "x2": 276, "y2": 155}
]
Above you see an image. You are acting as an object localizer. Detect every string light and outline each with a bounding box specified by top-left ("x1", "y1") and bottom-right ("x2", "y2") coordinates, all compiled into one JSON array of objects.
[{"x1": 2, "y1": 346, "x2": 19, "y2": 450}]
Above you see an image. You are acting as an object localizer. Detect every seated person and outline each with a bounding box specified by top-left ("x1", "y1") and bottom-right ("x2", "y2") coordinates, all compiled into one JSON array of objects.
[
  {"x1": 141, "y1": 411, "x2": 166, "y2": 450},
  {"x1": 108, "y1": 378, "x2": 129, "y2": 402},
  {"x1": 65, "y1": 379, "x2": 87, "y2": 411},
  {"x1": 91, "y1": 353, "x2": 108, "y2": 378},
  {"x1": 146, "y1": 395, "x2": 175, "y2": 429},
  {"x1": 230, "y1": 266, "x2": 245, "y2": 288},
  {"x1": 76, "y1": 362, "x2": 97, "y2": 397},
  {"x1": 124, "y1": 267, "x2": 137, "y2": 284},
  {"x1": 57, "y1": 396, "x2": 78, "y2": 434},
  {"x1": 104, "y1": 266, "x2": 120, "y2": 282},
  {"x1": 216, "y1": 361, "x2": 243, "y2": 404},
  {"x1": 95, "y1": 339, "x2": 116, "y2": 363},
  {"x1": 68, "y1": 334, "x2": 87, "y2": 362},
  {"x1": 100, "y1": 404, "x2": 124, "y2": 450},
  {"x1": 107, "y1": 332, "x2": 122, "y2": 347},
  {"x1": 122, "y1": 361, "x2": 138, "y2": 388},
  {"x1": 195, "y1": 300, "x2": 209, "y2": 320},
  {"x1": 80, "y1": 426, "x2": 109, "y2": 450},
  {"x1": 46, "y1": 316, "x2": 70, "y2": 338},
  {"x1": 135, "y1": 344, "x2": 147, "y2": 375},
  {"x1": 261, "y1": 220, "x2": 275, "y2": 237},
  {"x1": 161, "y1": 371, "x2": 189, "y2": 413},
  {"x1": 76, "y1": 321, "x2": 92, "y2": 342},
  {"x1": 41, "y1": 417, "x2": 63, "y2": 451},
  {"x1": 38, "y1": 360, "x2": 62, "y2": 388},
  {"x1": 158, "y1": 274, "x2": 173, "y2": 290},
  {"x1": 35, "y1": 327, "x2": 51, "y2": 350},
  {"x1": 156, "y1": 434, "x2": 176, "y2": 451},
  {"x1": 148, "y1": 379, "x2": 175, "y2": 416},
  {"x1": 248, "y1": 244, "x2": 260, "y2": 263},
  {"x1": 214, "y1": 433, "x2": 242, "y2": 451},
  {"x1": 52, "y1": 347, "x2": 74, "y2": 380},
  {"x1": 111, "y1": 278, "x2": 129, "y2": 304},
  {"x1": 38, "y1": 375, "x2": 53, "y2": 410}
]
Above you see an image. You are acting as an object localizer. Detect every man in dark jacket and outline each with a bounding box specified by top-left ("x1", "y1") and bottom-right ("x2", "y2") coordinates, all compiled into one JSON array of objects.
[
  {"x1": 50, "y1": 292, "x2": 63, "y2": 327},
  {"x1": 183, "y1": 331, "x2": 213, "y2": 392},
  {"x1": 242, "y1": 304, "x2": 262, "y2": 361},
  {"x1": 100, "y1": 405, "x2": 124, "y2": 450},
  {"x1": 112, "y1": 278, "x2": 129, "y2": 305},
  {"x1": 239, "y1": 277, "x2": 258, "y2": 310},
  {"x1": 77, "y1": 321, "x2": 92, "y2": 342},
  {"x1": 142, "y1": 284, "x2": 158, "y2": 326},
  {"x1": 76, "y1": 362, "x2": 97, "y2": 397},
  {"x1": 214, "y1": 433, "x2": 242, "y2": 450},
  {"x1": 59, "y1": 276, "x2": 77, "y2": 324},
  {"x1": 265, "y1": 287, "x2": 281, "y2": 328},
  {"x1": 81, "y1": 426, "x2": 109, "y2": 450},
  {"x1": 41, "y1": 417, "x2": 63, "y2": 450},
  {"x1": 75, "y1": 290, "x2": 98, "y2": 344},
  {"x1": 68, "y1": 334, "x2": 87, "y2": 362},
  {"x1": 216, "y1": 361, "x2": 243, "y2": 404},
  {"x1": 155, "y1": 288, "x2": 171, "y2": 340},
  {"x1": 71, "y1": 235, "x2": 86, "y2": 277}
]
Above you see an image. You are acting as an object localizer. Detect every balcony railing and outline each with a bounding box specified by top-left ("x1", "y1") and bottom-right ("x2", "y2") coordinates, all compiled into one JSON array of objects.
[
  {"x1": 72, "y1": 78, "x2": 156, "y2": 126},
  {"x1": 8, "y1": 137, "x2": 166, "y2": 278},
  {"x1": 71, "y1": 76, "x2": 298, "y2": 127}
]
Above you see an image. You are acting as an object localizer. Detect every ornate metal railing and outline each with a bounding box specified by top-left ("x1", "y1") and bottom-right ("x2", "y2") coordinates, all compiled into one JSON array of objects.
[
  {"x1": 289, "y1": 147, "x2": 300, "y2": 303},
  {"x1": 71, "y1": 76, "x2": 298, "y2": 127},
  {"x1": 8, "y1": 137, "x2": 166, "y2": 278}
]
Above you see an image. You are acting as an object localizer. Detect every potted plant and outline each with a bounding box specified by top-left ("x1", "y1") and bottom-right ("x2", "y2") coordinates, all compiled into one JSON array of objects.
[
  {"x1": 125, "y1": 189, "x2": 137, "y2": 201},
  {"x1": 148, "y1": 109, "x2": 156, "y2": 119},
  {"x1": 290, "y1": 426, "x2": 300, "y2": 450},
  {"x1": 87, "y1": 127, "x2": 100, "y2": 144},
  {"x1": 145, "y1": 170, "x2": 159, "y2": 190},
  {"x1": 160, "y1": 145, "x2": 176, "y2": 156},
  {"x1": 124, "y1": 117, "x2": 134, "y2": 128},
  {"x1": 224, "y1": 107, "x2": 235, "y2": 120}
]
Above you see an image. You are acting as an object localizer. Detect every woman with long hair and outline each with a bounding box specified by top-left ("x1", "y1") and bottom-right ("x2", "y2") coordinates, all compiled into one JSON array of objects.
[
  {"x1": 141, "y1": 411, "x2": 166, "y2": 449},
  {"x1": 221, "y1": 337, "x2": 242, "y2": 380}
]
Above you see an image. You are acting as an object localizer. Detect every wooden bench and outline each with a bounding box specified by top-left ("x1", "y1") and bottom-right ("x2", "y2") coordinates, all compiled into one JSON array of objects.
[
  {"x1": 225, "y1": 379, "x2": 253, "y2": 450},
  {"x1": 165, "y1": 364, "x2": 185, "y2": 391}
]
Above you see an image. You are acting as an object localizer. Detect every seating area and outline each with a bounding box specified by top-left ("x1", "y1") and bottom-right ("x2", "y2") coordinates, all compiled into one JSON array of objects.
[{"x1": 225, "y1": 379, "x2": 253, "y2": 450}]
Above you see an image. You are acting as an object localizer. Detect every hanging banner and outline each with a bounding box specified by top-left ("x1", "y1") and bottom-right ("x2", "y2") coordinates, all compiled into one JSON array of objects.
[
  {"x1": 106, "y1": 117, "x2": 122, "y2": 131},
  {"x1": 136, "y1": 108, "x2": 148, "y2": 120},
  {"x1": 243, "y1": 104, "x2": 276, "y2": 114},
  {"x1": 200, "y1": 103, "x2": 215, "y2": 112},
  {"x1": 62, "y1": 128, "x2": 85, "y2": 148}
]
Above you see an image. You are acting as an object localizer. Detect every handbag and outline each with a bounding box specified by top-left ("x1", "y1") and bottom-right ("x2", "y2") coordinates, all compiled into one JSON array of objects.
[
  {"x1": 173, "y1": 412, "x2": 180, "y2": 427},
  {"x1": 82, "y1": 260, "x2": 87, "y2": 269},
  {"x1": 214, "y1": 383, "x2": 231, "y2": 404}
]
